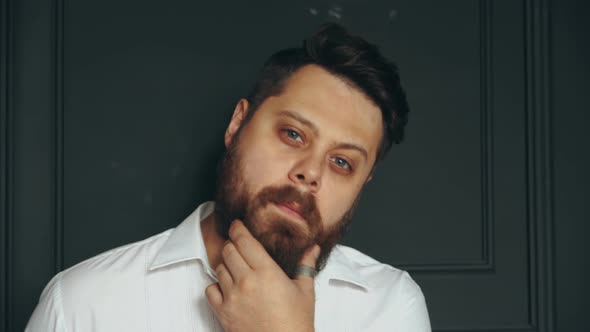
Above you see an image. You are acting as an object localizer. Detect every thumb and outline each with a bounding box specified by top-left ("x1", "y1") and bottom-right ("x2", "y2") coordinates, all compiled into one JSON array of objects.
[{"x1": 294, "y1": 244, "x2": 321, "y2": 288}]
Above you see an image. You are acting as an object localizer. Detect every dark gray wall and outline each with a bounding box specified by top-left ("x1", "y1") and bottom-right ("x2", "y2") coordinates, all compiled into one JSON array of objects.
[
  {"x1": 552, "y1": 0, "x2": 590, "y2": 330},
  {"x1": 1, "y1": 0, "x2": 587, "y2": 331}
]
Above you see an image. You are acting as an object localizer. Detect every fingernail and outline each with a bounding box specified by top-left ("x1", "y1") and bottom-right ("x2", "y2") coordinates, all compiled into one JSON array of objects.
[
  {"x1": 313, "y1": 245, "x2": 321, "y2": 259},
  {"x1": 229, "y1": 220, "x2": 239, "y2": 236}
]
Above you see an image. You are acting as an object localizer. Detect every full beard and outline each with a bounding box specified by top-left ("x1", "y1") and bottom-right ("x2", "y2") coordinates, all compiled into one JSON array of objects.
[{"x1": 213, "y1": 137, "x2": 361, "y2": 278}]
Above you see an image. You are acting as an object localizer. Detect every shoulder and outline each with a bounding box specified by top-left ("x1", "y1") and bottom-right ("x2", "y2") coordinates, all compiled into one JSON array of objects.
[
  {"x1": 26, "y1": 229, "x2": 174, "y2": 330},
  {"x1": 63, "y1": 229, "x2": 171, "y2": 278},
  {"x1": 331, "y1": 244, "x2": 421, "y2": 293},
  {"x1": 320, "y1": 245, "x2": 431, "y2": 330},
  {"x1": 56, "y1": 229, "x2": 172, "y2": 305}
]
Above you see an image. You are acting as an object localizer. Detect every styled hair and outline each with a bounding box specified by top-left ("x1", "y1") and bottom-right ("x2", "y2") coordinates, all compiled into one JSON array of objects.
[{"x1": 244, "y1": 23, "x2": 410, "y2": 164}]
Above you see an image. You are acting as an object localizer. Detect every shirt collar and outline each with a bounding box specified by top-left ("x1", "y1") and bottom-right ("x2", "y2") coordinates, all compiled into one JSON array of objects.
[
  {"x1": 149, "y1": 201, "x2": 370, "y2": 290},
  {"x1": 149, "y1": 201, "x2": 215, "y2": 271},
  {"x1": 317, "y1": 246, "x2": 370, "y2": 291}
]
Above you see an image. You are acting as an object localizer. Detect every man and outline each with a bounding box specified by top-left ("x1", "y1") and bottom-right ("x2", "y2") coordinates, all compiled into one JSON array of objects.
[{"x1": 26, "y1": 23, "x2": 431, "y2": 331}]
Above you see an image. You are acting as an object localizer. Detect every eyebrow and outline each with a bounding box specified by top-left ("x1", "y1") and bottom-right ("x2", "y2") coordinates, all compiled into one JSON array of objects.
[{"x1": 277, "y1": 110, "x2": 369, "y2": 161}]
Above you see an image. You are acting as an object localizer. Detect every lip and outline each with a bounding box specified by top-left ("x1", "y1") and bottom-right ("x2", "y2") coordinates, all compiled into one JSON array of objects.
[{"x1": 274, "y1": 202, "x2": 306, "y2": 223}]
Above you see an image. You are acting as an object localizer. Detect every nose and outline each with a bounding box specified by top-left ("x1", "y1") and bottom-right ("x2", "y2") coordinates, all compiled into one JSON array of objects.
[{"x1": 288, "y1": 154, "x2": 323, "y2": 193}]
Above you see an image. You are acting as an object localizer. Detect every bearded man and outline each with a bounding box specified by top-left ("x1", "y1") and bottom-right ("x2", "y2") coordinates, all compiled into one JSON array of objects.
[{"x1": 26, "y1": 23, "x2": 431, "y2": 331}]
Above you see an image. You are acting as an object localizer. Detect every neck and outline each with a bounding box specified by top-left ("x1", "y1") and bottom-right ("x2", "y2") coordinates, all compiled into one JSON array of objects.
[{"x1": 200, "y1": 212, "x2": 226, "y2": 269}]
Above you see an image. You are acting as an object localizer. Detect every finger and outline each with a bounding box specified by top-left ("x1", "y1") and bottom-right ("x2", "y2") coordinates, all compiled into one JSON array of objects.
[
  {"x1": 222, "y1": 240, "x2": 252, "y2": 282},
  {"x1": 215, "y1": 263, "x2": 234, "y2": 294},
  {"x1": 294, "y1": 244, "x2": 321, "y2": 290},
  {"x1": 229, "y1": 220, "x2": 273, "y2": 269},
  {"x1": 205, "y1": 283, "x2": 223, "y2": 310}
]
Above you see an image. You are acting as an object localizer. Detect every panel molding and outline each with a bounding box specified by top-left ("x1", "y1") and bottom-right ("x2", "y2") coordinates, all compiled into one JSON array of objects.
[
  {"x1": 523, "y1": 0, "x2": 555, "y2": 331},
  {"x1": 431, "y1": 0, "x2": 555, "y2": 331},
  {"x1": 397, "y1": 0, "x2": 495, "y2": 273},
  {"x1": 52, "y1": 0, "x2": 65, "y2": 274},
  {"x1": 1, "y1": 0, "x2": 14, "y2": 330}
]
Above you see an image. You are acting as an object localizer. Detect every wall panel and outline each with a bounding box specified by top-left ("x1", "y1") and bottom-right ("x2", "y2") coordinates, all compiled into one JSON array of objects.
[
  {"x1": 3, "y1": 0, "x2": 562, "y2": 331},
  {"x1": 1, "y1": 0, "x2": 14, "y2": 329},
  {"x1": 6, "y1": 0, "x2": 62, "y2": 330}
]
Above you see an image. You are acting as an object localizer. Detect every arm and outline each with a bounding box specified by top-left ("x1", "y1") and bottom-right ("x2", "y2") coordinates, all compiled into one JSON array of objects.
[
  {"x1": 395, "y1": 272, "x2": 431, "y2": 332},
  {"x1": 25, "y1": 273, "x2": 67, "y2": 332}
]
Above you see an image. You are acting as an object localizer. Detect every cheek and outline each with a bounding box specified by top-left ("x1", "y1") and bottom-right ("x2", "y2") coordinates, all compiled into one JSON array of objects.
[
  {"x1": 239, "y1": 144, "x2": 288, "y2": 191},
  {"x1": 316, "y1": 180, "x2": 363, "y2": 229}
]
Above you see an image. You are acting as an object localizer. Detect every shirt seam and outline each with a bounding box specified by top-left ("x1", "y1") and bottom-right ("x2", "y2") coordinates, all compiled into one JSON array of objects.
[
  {"x1": 398, "y1": 271, "x2": 422, "y2": 322},
  {"x1": 65, "y1": 230, "x2": 172, "y2": 273},
  {"x1": 144, "y1": 243, "x2": 151, "y2": 332},
  {"x1": 55, "y1": 272, "x2": 69, "y2": 332}
]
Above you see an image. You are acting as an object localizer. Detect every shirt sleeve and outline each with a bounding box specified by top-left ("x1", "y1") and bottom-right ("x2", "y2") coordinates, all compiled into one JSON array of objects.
[{"x1": 25, "y1": 273, "x2": 67, "y2": 332}]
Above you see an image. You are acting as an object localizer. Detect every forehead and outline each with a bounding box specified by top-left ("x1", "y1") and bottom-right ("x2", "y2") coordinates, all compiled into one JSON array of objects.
[{"x1": 261, "y1": 65, "x2": 383, "y2": 160}]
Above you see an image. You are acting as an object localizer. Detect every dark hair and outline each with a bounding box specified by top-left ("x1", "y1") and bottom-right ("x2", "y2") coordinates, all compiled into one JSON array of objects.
[{"x1": 245, "y1": 23, "x2": 410, "y2": 164}]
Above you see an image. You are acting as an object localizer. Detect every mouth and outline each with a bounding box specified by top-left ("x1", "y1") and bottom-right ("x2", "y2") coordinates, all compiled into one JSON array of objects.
[{"x1": 273, "y1": 202, "x2": 306, "y2": 224}]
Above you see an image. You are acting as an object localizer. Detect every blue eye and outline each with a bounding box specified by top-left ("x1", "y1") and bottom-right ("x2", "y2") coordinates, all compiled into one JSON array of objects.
[
  {"x1": 284, "y1": 129, "x2": 303, "y2": 143},
  {"x1": 332, "y1": 157, "x2": 351, "y2": 170}
]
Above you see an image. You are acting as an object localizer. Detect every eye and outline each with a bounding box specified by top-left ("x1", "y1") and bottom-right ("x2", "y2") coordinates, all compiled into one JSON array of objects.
[
  {"x1": 282, "y1": 129, "x2": 304, "y2": 144},
  {"x1": 330, "y1": 156, "x2": 353, "y2": 172}
]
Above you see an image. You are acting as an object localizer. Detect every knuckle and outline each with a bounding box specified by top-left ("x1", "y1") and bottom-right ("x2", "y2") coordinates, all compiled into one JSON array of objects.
[
  {"x1": 205, "y1": 284, "x2": 217, "y2": 295},
  {"x1": 225, "y1": 290, "x2": 238, "y2": 303},
  {"x1": 234, "y1": 235, "x2": 248, "y2": 248},
  {"x1": 238, "y1": 276, "x2": 255, "y2": 293},
  {"x1": 222, "y1": 242, "x2": 234, "y2": 257}
]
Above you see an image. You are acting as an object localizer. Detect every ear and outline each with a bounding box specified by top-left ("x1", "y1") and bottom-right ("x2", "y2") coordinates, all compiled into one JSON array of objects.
[
  {"x1": 224, "y1": 98, "x2": 250, "y2": 148},
  {"x1": 365, "y1": 164, "x2": 376, "y2": 184}
]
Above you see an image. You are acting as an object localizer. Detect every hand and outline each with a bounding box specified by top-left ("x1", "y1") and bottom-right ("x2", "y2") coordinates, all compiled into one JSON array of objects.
[{"x1": 205, "y1": 220, "x2": 320, "y2": 332}]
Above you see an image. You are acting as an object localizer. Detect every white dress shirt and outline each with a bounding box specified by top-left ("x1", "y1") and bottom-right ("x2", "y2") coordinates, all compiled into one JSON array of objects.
[{"x1": 26, "y1": 201, "x2": 431, "y2": 331}]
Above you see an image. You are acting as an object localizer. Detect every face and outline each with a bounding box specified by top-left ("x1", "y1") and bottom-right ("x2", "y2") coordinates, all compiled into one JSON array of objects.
[{"x1": 215, "y1": 65, "x2": 383, "y2": 277}]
